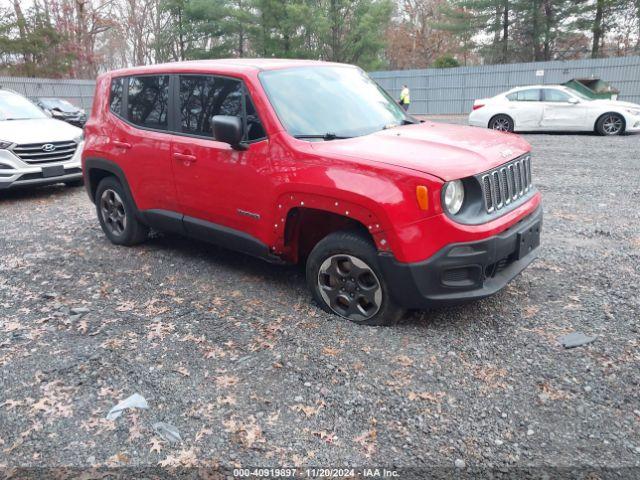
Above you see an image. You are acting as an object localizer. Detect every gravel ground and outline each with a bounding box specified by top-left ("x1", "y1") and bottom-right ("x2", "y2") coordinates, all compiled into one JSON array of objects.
[{"x1": 1, "y1": 118, "x2": 639, "y2": 477}]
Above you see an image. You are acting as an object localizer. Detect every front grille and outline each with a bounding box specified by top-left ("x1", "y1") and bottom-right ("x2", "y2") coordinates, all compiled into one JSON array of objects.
[
  {"x1": 479, "y1": 155, "x2": 532, "y2": 213},
  {"x1": 12, "y1": 141, "x2": 78, "y2": 165}
]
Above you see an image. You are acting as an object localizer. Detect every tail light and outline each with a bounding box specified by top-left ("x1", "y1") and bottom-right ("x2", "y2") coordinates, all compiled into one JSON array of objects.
[{"x1": 472, "y1": 103, "x2": 485, "y2": 111}]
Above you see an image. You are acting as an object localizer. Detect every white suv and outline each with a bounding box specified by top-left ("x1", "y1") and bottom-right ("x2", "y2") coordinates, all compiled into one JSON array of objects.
[{"x1": 0, "y1": 89, "x2": 84, "y2": 190}]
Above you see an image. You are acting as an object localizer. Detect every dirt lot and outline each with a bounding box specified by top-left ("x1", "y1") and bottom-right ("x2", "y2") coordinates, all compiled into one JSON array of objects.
[{"x1": 1, "y1": 118, "x2": 640, "y2": 476}]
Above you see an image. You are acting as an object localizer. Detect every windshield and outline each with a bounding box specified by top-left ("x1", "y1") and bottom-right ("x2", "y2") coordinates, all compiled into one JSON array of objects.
[
  {"x1": 39, "y1": 98, "x2": 78, "y2": 112},
  {"x1": 259, "y1": 66, "x2": 410, "y2": 139},
  {"x1": 0, "y1": 91, "x2": 47, "y2": 120}
]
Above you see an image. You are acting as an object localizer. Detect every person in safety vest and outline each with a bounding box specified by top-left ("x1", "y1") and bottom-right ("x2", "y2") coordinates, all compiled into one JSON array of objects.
[{"x1": 399, "y1": 84, "x2": 410, "y2": 111}]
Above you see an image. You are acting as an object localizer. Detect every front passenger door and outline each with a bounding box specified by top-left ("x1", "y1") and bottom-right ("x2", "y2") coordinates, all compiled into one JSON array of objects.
[
  {"x1": 540, "y1": 89, "x2": 586, "y2": 129},
  {"x1": 170, "y1": 74, "x2": 270, "y2": 242}
]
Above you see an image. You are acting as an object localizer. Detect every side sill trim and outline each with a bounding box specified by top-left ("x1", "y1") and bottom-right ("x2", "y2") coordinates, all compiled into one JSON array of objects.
[{"x1": 140, "y1": 209, "x2": 285, "y2": 264}]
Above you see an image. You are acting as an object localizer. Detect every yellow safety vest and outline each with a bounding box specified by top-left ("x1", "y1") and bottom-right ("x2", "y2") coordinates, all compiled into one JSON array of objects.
[{"x1": 400, "y1": 88, "x2": 410, "y2": 104}]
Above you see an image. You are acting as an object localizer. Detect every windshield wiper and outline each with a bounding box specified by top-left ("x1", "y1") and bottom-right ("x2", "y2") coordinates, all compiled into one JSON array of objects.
[
  {"x1": 293, "y1": 133, "x2": 352, "y2": 141},
  {"x1": 381, "y1": 118, "x2": 420, "y2": 131}
]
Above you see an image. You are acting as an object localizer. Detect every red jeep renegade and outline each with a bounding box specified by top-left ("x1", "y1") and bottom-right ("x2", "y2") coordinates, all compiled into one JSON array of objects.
[{"x1": 82, "y1": 59, "x2": 542, "y2": 326}]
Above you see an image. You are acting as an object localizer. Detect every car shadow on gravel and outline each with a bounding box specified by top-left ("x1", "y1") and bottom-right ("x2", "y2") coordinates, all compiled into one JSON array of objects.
[
  {"x1": 144, "y1": 231, "x2": 304, "y2": 283},
  {"x1": 141, "y1": 232, "x2": 489, "y2": 330},
  {"x1": 521, "y1": 131, "x2": 639, "y2": 137},
  {"x1": 0, "y1": 183, "x2": 83, "y2": 202}
]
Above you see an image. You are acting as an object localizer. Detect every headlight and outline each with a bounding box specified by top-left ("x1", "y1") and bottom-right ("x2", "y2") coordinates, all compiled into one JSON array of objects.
[
  {"x1": 0, "y1": 140, "x2": 12, "y2": 149},
  {"x1": 443, "y1": 180, "x2": 465, "y2": 215},
  {"x1": 74, "y1": 133, "x2": 84, "y2": 143},
  {"x1": 51, "y1": 110, "x2": 65, "y2": 117},
  {"x1": 626, "y1": 108, "x2": 640, "y2": 116}
]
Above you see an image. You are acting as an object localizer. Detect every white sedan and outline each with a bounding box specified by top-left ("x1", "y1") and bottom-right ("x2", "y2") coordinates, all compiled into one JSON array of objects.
[{"x1": 468, "y1": 85, "x2": 640, "y2": 136}]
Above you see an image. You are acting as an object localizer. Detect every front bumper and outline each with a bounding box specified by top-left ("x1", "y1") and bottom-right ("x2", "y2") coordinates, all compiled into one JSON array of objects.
[
  {"x1": 378, "y1": 206, "x2": 542, "y2": 309},
  {"x1": 625, "y1": 114, "x2": 640, "y2": 132},
  {"x1": 0, "y1": 142, "x2": 83, "y2": 190}
]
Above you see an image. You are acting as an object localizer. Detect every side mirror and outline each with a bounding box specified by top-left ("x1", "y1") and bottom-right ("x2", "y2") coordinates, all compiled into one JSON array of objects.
[
  {"x1": 568, "y1": 97, "x2": 579, "y2": 104},
  {"x1": 212, "y1": 115, "x2": 246, "y2": 150}
]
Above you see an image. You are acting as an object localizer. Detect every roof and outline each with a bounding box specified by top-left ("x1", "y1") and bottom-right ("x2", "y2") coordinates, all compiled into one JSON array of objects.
[
  {"x1": 507, "y1": 84, "x2": 568, "y2": 92},
  {"x1": 108, "y1": 58, "x2": 352, "y2": 77}
]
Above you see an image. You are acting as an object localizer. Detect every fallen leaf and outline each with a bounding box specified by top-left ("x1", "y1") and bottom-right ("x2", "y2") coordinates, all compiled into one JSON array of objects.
[
  {"x1": 322, "y1": 346, "x2": 341, "y2": 356},
  {"x1": 77, "y1": 319, "x2": 88, "y2": 334},
  {"x1": 195, "y1": 427, "x2": 213, "y2": 442},
  {"x1": 173, "y1": 366, "x2": 190, "y2": 377},
  {"x1": 290, "y1": 404, "x2": 320, "y2": 418},
  {"x1": 407, "y1": 391, "x2": 446, "y2": 403},
  {"x1": 215, "y1": 375, "x2": 239, "y2": 388},
  {"x1": 158, "y1": 448, "x2": 198, "y2": 468},
  {"x1": 106, "y1": 452, "x2": 130, "y2": 465},
  {"x1": 223, "y1": 417, "x2": 264, "y2": 448},
  {"x1": 394, "y1": 355, "x2": 413, "y2": 367},
  {"x1": 149, "y1": 437, "x2": 163, "y2": 454}
]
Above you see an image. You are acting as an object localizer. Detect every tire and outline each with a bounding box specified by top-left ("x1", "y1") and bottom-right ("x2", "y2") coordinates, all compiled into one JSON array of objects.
[
  {"x1": 488, "y1": 114, "x2": 514, "y2": 132},
  {"x1": 65, "y1": 179, "x2": 84, "y2": 188},
  {"x1": 596, "y1": 112, "x2": 625, "y2": 136},
  {"x1": 306, "y1": 230, "x2": 404, "y2": 326},
  {"x1": 95, "y1": 176, "x2": 148, "y2": 246}
]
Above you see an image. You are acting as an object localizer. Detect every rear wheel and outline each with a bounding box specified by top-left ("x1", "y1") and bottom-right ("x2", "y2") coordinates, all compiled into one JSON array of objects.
[
  {"x1": 489, "y1": 114, "x2": 514, "y2": 132},
  {"x1": 95, "y1": 176, "x2": 148, "y2": 246},
  {"x1": 306, "y1": 230, "x2": 404, "y2": 326},
  {"x1": 596, "y1": 113, "x2": 625, "y2": 136}
]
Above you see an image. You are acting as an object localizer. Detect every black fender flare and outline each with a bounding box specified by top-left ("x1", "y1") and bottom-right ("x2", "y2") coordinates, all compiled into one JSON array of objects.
[{"x1": 84, "y1": 157, "x2": 140, "y2": 218}]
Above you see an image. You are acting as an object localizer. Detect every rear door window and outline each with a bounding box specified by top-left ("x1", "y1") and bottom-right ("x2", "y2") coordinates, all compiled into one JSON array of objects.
[
  {"x1": 507, "y1": 89, "x2": 541, "y2": 102},
  {"x1": 127, "y1": 75, "x2": 170, "y2": 130}
]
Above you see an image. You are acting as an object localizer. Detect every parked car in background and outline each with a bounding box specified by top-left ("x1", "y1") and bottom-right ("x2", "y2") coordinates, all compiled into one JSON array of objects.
[
  {"x1": 0, "y1": 89, "x2": 84, "y2": 189},
  {"x1": 469, "y1": 85, "x2": 640, "y2": 136},
  {"x1": 83, "y1": 59, "x2": 542, "y2": 326},
  {"x1": 33, "y1": 97, "x2": 87, "y2": 127}
]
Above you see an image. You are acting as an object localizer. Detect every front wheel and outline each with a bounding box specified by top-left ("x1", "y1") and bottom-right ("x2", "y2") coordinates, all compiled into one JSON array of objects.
[
  {"x1": 306, "y1": 230, "x2": 404, "y2": 326},
  {"x1": 489, "y1": 114, "x2": 514, "y2": 132},
  {"x1": 596, "y1": 113, "x2": 625, "y2": 136}
]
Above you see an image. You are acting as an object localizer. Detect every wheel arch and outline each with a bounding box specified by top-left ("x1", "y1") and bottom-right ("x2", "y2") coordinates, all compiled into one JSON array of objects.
[
  {"x1": 273, "y1": 194, "x2": 393, "y2": 263},
  {"x1": 488, "y1": 113, "x2": 515, "y2": 131},
  {"x1": 84, "y1": 157, "x2": 136, "y2": 207}
]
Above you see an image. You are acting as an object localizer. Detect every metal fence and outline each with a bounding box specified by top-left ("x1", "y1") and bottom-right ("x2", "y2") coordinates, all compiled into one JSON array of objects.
[
  {"x1": 2, "y1": 55, "x2": 640, "y2": 116},
  {"x1": 370, "y1": 55, "x2": 640, "y2": 115},
  {"x1": 0, "y1": 76, "x2": 95, "y2": 113}
]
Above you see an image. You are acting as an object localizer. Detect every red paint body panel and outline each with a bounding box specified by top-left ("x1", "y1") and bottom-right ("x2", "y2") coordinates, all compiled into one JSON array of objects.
[{"x1": 82, "y1": 60, "x2": 541, "y2": 265}]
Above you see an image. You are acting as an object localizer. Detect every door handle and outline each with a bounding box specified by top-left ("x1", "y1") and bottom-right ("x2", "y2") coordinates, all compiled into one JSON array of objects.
[
  {"x1": 112, "y1": 140, "x2": 131, "y2": 149},
  {"x1": 172, "y1": 152, "x2": 197, "y2": 163}
]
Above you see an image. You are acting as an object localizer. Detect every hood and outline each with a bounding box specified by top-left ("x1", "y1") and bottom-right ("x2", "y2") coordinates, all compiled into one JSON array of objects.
[
  {"x1": 589, "y1": 99, "x2": 640, "y2": 109},
  {"x1": 0, "y1": 118, "x2": 82, "y2": 145},
  {"x1": 310, "y1": 122, "x2": 530, "y2": 181}
]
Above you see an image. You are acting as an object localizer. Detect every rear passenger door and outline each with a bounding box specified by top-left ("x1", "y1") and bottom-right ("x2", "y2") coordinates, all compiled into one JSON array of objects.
[
  {"x1": 108, "y1": 75, "x2": 179, "y2": 213},
  {"x1": 506, "y1": 88, "x2": 543, "y2": 129},
  {"x1": 170, "y1": 74, "x2": 270, "y2": 242}
]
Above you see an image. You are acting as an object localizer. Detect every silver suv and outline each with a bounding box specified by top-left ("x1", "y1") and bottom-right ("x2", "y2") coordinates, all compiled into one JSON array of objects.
[{"x1": 0, "y1": 89, "x2": 84, "y2": 190}]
